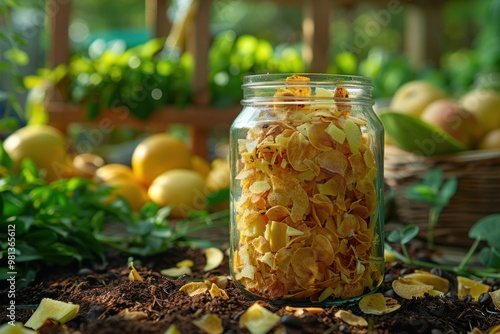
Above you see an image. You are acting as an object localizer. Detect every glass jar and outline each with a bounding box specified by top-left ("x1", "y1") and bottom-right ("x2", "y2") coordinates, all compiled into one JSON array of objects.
[{"x1": 229, "y1": 74, "x2": 384, "y2": 305}]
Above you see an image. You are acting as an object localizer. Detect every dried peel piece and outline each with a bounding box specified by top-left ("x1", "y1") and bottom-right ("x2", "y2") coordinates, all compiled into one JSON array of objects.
[
  {"x1": 491, "y1": 289, "x2": 500, "y2": 309},
  {"x1": 164, "y1": 324, "x2": 181, "y2": 334},
  {"x1": 344, "y1": 118, "x2": 362, "y2": 154},
  {"x1": 179, "y1": 282, "x2": 208, "y2": 296},
  {"x1": 285, "y1": 306, "x2": 324, "y2": 316},
  {"x1": 488, "y1": 325, "x2": 500, "y2": 334},
  {"x1": 0, "y1": 322, "x2": 35, "y2": 333},
  {"x1": 129, "y1": 262, "x2": 144, "y2": 281},
  {"x1": 192, "y1": 313, "x2": 223, "y2": 334},
  {"x1": 358, "y1": 293, "x2": 401, "y2": 315},
  {"x1": 334, "y1": 310, "x2": 368, "y2": 327},
  {"x1": 161, "y1": 266, "x2": 192, "y2": 277},
  {"x1": 206, "y1": 275, "x2": 229, "y2": 289},
  {"x1": 209, "y1": 283, "x2": 229, "y2": 300},
  {"x1": 24, "y1": 298, "x2": 79, "y2": 330},
  {"x1": 457, "y1": 276, "x2": 492, "y2": 301},
  {"x1": 392, "y1": 278, "x2": 433, "y2": 299},
  {"x1": 118, "y1": 309, "x2": 148, "y2": 320},
  {"x1": 403, "y1": 271, "x2": 449, "y2": 293},
  {"x1": 204, "y1": 247, "x2": 224, "y2": 272},
  {"x1": 176, "y1": 259, "x2": 194, "y2": 268},
  {"x1": 240, "y1": 303, "x2": 281, "y2": 334}
]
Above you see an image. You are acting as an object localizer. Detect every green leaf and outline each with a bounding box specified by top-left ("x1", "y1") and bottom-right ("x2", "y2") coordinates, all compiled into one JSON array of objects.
[
  {"x1": 405, "y1": 184, "x2": 436, "y2": 203},
  {"x1": 153, "y1": 206, "x2": 172, "y2": 225},
  {"x1": 0, "y1": 61, "x2": 10, "y2": 71},
  {"x1": 379, "y1": 111, "x2": 467, "y2": 156},
  {"x1": 206, "y1": 188, "x2": 229, "y2": 208},
  {"x1": 469, "y1": 214, "x2": 500, "y2": 248},
  {"x1": 386, "y1": 229, "x2": 402, "y2": 243},
  {"x1": 3, "y1": 47, "x2": 29, "y2": 66},
  {"x1": 128, "y1": 221, "x2": 153, "y2": 236},
  {"x1": 0, "y1": 141, "x2": 14, "y2": 170},
  {"x1": 401, "y1": 225, "x2": 420, "y2": 244},
  {"x1": 423, "y1": 169, "x2": 443, "y2": 189},
  {"x1": 436, "y1": 177, "x2": 458, "y2": 207},
  {"x1": 479, "y1": 247, "x2": 500, "y2": 269}
]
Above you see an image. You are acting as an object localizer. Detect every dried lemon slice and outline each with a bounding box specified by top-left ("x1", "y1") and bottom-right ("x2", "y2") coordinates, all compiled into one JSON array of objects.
[
  {"x1": 240, "y1": 303, "x2": 281, "y2": 334},
  {"x1": 392, "y1": 278, "x2": 434, "y2": 299},
  {"x1": 334, "y1": 310, "x2": 368, "y2": 327},
  {"x1": 204, "y1": 247, "x2": 224, "y2": 272},
  {"x1": 359, "y1": 293, "x2": 401, "y2": 315},
  {"x1": 192, "y1": 314, "x2": 223, "y2": 334},
  {"x1": 179, "y1": 282, "x2": 208, "y2": 296},
  {"x1": 24, "y1": 298, "x2": 79, "y2": 330}
]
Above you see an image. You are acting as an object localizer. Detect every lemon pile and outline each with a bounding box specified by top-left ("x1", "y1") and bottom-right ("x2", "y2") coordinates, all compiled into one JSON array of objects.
[
  {"x1": 99, "y1": 133, "x2": 230, "y2": 216},
  {"x1": 2, "y1": 126, "x2": 230, "y2": 217}
]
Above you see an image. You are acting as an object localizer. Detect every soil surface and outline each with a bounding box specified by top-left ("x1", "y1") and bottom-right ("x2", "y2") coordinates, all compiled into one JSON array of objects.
[{"x1": 1, "y1": 241, "x2": 499, "y2": 334}]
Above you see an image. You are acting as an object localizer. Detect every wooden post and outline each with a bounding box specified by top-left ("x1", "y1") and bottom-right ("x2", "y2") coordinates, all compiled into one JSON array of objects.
[
  {"x1": 187, "y1": 0, "x2": 212, "y2": 158},
  {"x1": 45, "y1": 0, "x2": 72, "y2": 104},
  {"x1": 404, "y1": 3, "x2": 443, "y2": 69},
  {"x1": 146, "y1": 0, "x2": 171, "y2": 38},
  {"x1": 302, "y1": 0, "x2": 331, "y2": 72}
]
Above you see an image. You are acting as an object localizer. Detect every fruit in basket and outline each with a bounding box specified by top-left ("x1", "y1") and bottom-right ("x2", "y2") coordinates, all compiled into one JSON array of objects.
[
  {"x1": 3, "y1": 125, "x2": 67, "y2": 181},
  {"x1": 420, "y1": 99, "x2": 483, "y2": 149},
  {"x1": 131, "y1": 134, "x2": 192, "y2": 187},
  {"x1": 389, "y1": 80, "x2": 447, "y2": 117},
  {"x1": 148, "y1": 169, "x2": 207, "y2": 218},
  {"x1": 479, "y1": 128, "x2": 500, "y2": 150},
  {"x1": 379, "y1": 111, "x2": 467, "y2": 156},
  {"x1": 459, "y1": 89, "x2": 500, "y2": 134}
]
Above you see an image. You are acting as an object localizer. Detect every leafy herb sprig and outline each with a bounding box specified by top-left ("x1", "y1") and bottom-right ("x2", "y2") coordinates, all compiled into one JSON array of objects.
[
  {"x1": 386, "y1": 168, "x2": 500, "y2": 279},
  {"x1": 404, "y1": 168, "x2": 457, "y2": 249},
  {"x1": 0, "y1": 143, "x2": 228, "y2": 287}
]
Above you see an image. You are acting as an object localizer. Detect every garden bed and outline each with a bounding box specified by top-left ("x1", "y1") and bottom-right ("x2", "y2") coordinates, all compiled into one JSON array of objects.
[{"x1": 1, "y1": 240, "x2": 499, "y2": 334}]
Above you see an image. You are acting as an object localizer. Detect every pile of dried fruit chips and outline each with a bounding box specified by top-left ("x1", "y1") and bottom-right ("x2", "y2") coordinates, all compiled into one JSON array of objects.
[{"x1": 232, "y1": 75, "x2": 383, "y2": 302}]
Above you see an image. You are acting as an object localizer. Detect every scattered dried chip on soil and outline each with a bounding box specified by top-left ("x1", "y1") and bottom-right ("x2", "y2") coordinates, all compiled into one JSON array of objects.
[{"x1": 1, "y1": 245, "x2": 499, "y2": 334}]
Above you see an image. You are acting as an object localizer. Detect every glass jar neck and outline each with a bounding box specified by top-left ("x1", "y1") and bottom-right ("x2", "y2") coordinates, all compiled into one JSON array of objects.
[{"x1": 241, "y1": 73, "x2": 374, "y2": 106}]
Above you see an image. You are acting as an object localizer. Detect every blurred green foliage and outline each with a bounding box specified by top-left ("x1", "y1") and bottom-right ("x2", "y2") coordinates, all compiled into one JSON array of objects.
[{"x1": 15, "y1": 0, "x2": 500, "y2": 122}]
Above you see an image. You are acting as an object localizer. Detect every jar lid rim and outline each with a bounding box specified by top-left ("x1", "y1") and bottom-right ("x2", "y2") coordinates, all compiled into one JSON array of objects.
[{"x1": 242, "y1": 73, "x2": 373, "y2": 86}]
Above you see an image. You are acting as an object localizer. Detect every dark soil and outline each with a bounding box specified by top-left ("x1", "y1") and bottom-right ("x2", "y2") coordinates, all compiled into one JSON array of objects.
[{"x1": 1, "y1": 242, "x2": 499, "y2": 334}]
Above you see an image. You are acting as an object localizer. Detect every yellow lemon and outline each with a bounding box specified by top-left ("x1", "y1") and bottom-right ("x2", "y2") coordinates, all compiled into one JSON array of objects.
[
  {"x1": 132, "y1": 134, "x2": 192, "y2": 187},
  {"x1": 206, "y1": 159, "x2": 230, "y2": 192},
  {"x1": 95, "y1": 164, "x2": 137, "y2": 183},
  {"x1": 3, "y1": 125, "x2": 67, "y2": 181},
  {"x1": 191, "y1": 155, "x2": 211, "y2": 178},
  {"x1": 105, "y1": 178, "x2": 149, "y2": 212},
  {"x1": 148, "y1": 169, "x2": 207, "y2": 218}
]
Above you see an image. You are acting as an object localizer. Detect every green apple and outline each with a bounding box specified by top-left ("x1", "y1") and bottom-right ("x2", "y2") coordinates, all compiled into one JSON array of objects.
[
  {"x1": 459, "y1": 89, "x2": 500, "y2": 134},
  {"x1": 390, "y1": 80, "x2": 447, "y2": 117}
]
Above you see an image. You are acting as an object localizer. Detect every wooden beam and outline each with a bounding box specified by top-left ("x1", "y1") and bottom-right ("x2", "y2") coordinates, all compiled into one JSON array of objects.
[
  {"x1": 187, "y1": 0, "x2": 213, "y2": 158},
  {"x1": 46, "y1": 0, "x2": 71, "y2": 69},
  {"x1": 303, "y1": 0, "x2": 331, "y2": 73},
  {"x1": 404, "y1": 3, "x2": 443, "y2": 69},
  {"x1": 146, "y1": 0, "x2": 171, "y2": 38}
]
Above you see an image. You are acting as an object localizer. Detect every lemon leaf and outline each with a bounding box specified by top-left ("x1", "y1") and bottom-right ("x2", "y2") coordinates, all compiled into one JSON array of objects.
[{"x1": 379, "y1": 111, "x2": 467, "y2": 156}]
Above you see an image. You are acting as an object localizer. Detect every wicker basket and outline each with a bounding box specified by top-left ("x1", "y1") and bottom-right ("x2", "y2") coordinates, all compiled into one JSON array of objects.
[{"x1": 384, "y1": 145, "x2": 500, "y2": 248}]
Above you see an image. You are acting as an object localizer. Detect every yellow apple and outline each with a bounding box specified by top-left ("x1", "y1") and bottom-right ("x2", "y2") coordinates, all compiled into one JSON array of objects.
[
  {"x1": 420, "y1": 99, "x2": 483, "y2": 149},
  {"x1": 459, "y1": 89, "x2": 500, "y2": 134},
  {"x1": 390, "y1": 80, "x2": 447, "y2": 117},
  {"x1": 479, "y1": 128, "x2": 500, "y2": 150}
]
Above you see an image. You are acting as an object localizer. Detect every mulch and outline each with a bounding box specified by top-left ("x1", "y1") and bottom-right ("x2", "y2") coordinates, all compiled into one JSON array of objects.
[{"x1": 1, "y1": 242, "x2": 499, "y2": 334}]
